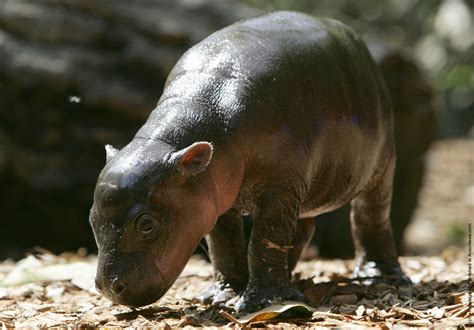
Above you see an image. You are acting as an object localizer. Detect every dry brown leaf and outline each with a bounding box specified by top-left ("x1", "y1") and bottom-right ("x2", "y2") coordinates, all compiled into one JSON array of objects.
[
  {"x1": 312, "y1": 311, "x2": 345, "y2": 321},
  {"x1": 329, "y1": 294, "x2": 358, "y2": 305},
  {"x1": 450, "y1": 306, "x2": 469, "y2": 318},
  {"x1": 392, "y1": 306, "x2": 421, "y2": 319},
  {"x1": 396, "y1": 319, "x2": 433, "y2": 326},
  {"x1": 238, "y1": 302, "x2": 314, "y2": 324}
]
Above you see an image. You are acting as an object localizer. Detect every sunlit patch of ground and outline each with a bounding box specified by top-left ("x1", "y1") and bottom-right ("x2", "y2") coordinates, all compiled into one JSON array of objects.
[
  {"x1": 405, "y1": 138, "x2": 473, "y2": 253},
  {"x1": 0, "y1": 247, "x2": 470, "y2": 328}
]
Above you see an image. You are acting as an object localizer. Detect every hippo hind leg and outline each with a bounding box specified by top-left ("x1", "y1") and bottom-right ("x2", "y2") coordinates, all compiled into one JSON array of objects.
[
  {"x1": 350, "y1": 157, "x2": 411, "y2": 285},
  {"x1": 198, "y1": 208, "x2": 249, "y2": 304}
]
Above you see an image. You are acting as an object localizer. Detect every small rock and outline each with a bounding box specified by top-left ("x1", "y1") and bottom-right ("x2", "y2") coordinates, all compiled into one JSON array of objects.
[{"x1": 355, "y1": 305, "x2": 365, "y2": 317}]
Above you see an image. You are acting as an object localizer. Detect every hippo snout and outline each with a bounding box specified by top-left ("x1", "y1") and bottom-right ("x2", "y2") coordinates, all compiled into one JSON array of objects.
[
  {"x1": 110, "y1": 277, "x2": 125, "y2": 297},
  {"x1": 95, "y1": 251, "x2": 165, "y2": 307},
  {"x1": 95, "y1": 272, "x2": 165, "y2": 307},
  {"x1": 94, "y1": 276, "x2": 127, "y2": 298},
  {"x1": 94, "y1": 277, "x2": 103, "y2": 292}
]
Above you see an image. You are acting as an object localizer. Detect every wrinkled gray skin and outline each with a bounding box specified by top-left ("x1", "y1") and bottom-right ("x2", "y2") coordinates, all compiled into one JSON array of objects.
[{"x1": 90, "y1": 11, "x2": 409, "y2": 313}]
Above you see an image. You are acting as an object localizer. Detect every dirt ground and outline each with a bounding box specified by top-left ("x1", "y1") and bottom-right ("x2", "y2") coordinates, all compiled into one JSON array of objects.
[
  {"x1": 0, "y1": 250, "x2": 470, "y2": 328},
  {"x1": 405, "y1": 138, "x2": 473, "y2": 254},
  {"x1": 0, "y1": 138, "x2": 472, "y2": 328}
]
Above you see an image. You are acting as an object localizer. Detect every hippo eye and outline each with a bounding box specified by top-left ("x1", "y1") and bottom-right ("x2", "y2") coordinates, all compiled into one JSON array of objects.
[{"x1": 135, "y1": 215, "x2": 157, "y2": 238}]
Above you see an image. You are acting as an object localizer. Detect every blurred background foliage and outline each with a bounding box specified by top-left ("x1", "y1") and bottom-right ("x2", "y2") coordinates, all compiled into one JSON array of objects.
[{"x1": 244, "y1": 0, "x2": 474, "y2": 136}]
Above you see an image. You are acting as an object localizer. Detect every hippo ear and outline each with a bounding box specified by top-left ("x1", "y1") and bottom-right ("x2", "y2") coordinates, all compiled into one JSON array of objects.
[
  {"x1": 170, "y1": 142, "x2": 213, "y2": 177},
  {"x1": 105, "y1": 144, "x2": 119, "y2": 163}
]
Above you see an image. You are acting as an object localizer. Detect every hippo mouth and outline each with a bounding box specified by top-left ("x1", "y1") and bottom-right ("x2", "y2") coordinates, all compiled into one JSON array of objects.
[
  {"x1": 113, "y1": 288, "x2": 164, "y2": 307},
  {"x1": 145, "y1": 237, "x2": 210, "y2": 306},
  {"x1": 105, "y1": 273, "x2": 165, "y2": 308},
  {"x1": 113, "y1": 260, "x2": 185, "y2": 307},
  {"x1": 96, "y1": 252, "x2": 167, "y2": 308},
  {"x1": 154, "y1": 265, "x2": 183, "y2": 295}
]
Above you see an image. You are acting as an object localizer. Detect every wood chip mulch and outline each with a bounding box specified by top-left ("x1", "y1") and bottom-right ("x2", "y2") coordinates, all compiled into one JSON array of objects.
[{"x1": 0, "y1": 247, "x2": 471, "y2": 328}]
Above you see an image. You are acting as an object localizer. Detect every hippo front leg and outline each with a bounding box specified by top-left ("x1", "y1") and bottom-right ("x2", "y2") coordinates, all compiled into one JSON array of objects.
[
  {"x1": 288, "y1": 217, "x2": 316, "y2": 274},
  {"x1": 199, "y1": 209, "x2": 248, "y2": 304},
  {"x1": 235, "y1": 188, "x2": 304, "y2": 313},
  {"x1": 351, "y1": 158, "x2": 411, "y2": 284}
]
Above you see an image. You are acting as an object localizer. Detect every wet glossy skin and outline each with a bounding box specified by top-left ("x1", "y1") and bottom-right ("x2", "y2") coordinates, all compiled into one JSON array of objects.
[{"x1": 90, "y1": 11, "x2": 408, "y2": 313}]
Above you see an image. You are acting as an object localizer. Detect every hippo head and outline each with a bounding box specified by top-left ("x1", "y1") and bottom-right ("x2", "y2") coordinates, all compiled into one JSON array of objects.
[{"x1": 89, "y1": 138, "x2": 217, "y2": 307}]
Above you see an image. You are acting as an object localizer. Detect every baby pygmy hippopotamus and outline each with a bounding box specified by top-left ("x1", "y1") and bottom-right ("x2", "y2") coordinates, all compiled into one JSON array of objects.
[{"x1": 89, "y1": 11, "x2": 409, "y2": 313}]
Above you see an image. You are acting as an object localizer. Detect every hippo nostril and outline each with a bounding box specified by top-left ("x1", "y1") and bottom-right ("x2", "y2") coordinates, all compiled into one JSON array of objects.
[{"x1": 112, "y1": 281, "x2": 125, "y2": 296}]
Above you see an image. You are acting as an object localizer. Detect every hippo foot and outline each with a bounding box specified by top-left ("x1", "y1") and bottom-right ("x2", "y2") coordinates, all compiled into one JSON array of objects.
[
  {"x1": 354, "y1": 261, "x2": 412, "y2": 285},
  {"x1": 234, "y1": 284, "x2": 304, "y2": 314},
  {"x1": 197, "y1": 281, "x2": 238, "y2": 305}
]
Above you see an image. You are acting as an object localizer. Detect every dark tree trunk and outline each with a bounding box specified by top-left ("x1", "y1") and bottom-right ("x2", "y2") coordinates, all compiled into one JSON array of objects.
[{"x1": 0, "y1": 0, "x2": 257, "y2": 257}]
